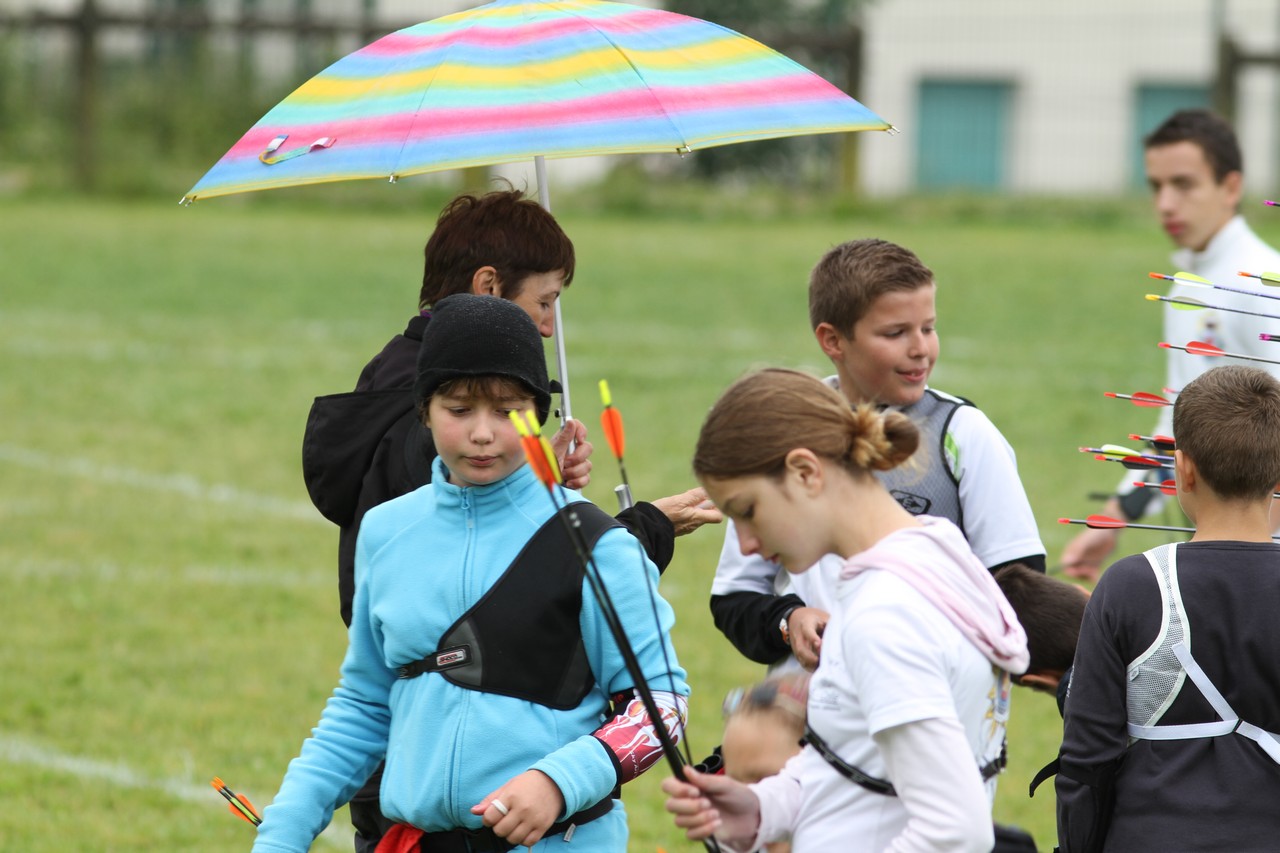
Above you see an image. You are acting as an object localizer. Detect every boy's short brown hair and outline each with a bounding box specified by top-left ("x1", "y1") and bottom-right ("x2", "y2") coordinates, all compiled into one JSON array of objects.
[
  {"x1": 808, "y1": 238, "x2": 934, "y2": 336},
  {"x1": 416, "y1": 376, "x2": 536, "y2": 423},
  {"x1": 1173, "y1": 365, "x2": 1280, "y2": 500},
  {"x1": 418, "y1": 188, "x2": 575, "y2": 309},
  {"x1": 1144, "y1": 109, "x2": 1242, "y2": 183}
]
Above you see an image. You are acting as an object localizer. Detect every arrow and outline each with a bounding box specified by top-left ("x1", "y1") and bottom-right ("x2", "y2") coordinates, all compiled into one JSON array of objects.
[
  {"x1": 510, "y1": 411, "x2": 560, "y2": 488},
  {"x1": 1159, "y1": 340, "x2": 1280, "y2": 366},
  {"x1": 1079, "y1": 444, "x2": 1142, "y2": 459},
  {"x1": 510, "y1": 409, "x2": 708, "y2": 838},
  {"x1": 1151, "y1": 270, "x2": 1280, "y2": 301},
  {"x1": 1265, "y1": 200, "x2": 1279, "y2": 206},
  {"x1": 1261, "y1": 333, "x2": 1280, "y2": 343},
  {"x1": 1127, "y1": 433, "x2": 1176, "y2": 452},
  {"x1": 1059, "y1": 514, "x2": 1280, "y2": 538},
  {"x1": 1058, "y1": 514, "x2": 1194, "y2": 534},
  {"x1": 1103, "y1": 390, "x2": 1172, "y2": 407},
  {"x1": 598, "y1": 380, "x2": 633, "y2": 510},
  {"x1": 1240, "y1": 270, "x2": 1280, "y2": 286},
  {"x1": 1149, "y1": 270, "x2": 1212, "y2": 288},
  {"x1": 1094, "y1": 453, "x2": 1169, "y2": 470},
  {"x1": 211, "y1": 777, "x2": 262, "y2": 827},
  {"x1": 1132, "y1": 478, "x2": 1178, "y2": 496},
  {"x1": 1146, "y1": 293, "x2": 1280, "y2": 321}
]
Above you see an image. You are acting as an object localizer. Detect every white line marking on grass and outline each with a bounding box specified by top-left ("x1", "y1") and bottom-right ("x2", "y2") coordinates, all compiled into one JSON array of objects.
[
  {"x1": 0, "y1": 733, "x2": 349, "y2": 848},
  {"x1": 0, "y1": 444, "x2": 324, "y2": 524},
  {"x1": 3, "y1": 557, "x2": 325, "y2": 588}
]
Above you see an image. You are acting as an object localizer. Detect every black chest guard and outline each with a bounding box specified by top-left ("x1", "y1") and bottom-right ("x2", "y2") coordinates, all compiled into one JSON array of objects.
[{"x1": 397, "y1": 501, "x2": 622, "y2": 710}]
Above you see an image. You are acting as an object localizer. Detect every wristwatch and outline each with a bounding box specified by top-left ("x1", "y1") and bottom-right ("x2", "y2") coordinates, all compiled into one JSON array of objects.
[{"x1": 779, "y1": 607, "x2": 797, "y2": 646}]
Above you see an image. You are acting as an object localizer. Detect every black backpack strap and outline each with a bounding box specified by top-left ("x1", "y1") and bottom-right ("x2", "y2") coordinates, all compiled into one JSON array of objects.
[
  {"x1": 803, "y1": 724, "x2": 897, "y2": 796},
  {"x1": 1029, "y1": 756, "x2": 1060, "y2": 797},
  {"x1": 805, "y1": 726, "x2": 1006, "y2": 798},
  {"x1": 397, "y1": 502, "x2": 620, "y2": 710}
]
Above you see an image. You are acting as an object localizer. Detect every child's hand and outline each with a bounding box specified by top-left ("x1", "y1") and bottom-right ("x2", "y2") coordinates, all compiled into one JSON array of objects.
[
  {"x1": 662, "y1": 766, "x2": 761, "y2": 848},
  {"x1": 1059, "y1": 527, "x2": 1117, "y2": 583},
  {"x1": 551, "y1": 418, "x2": 593, "y2": 490},
  {"x1": 786, "y1": 606, "x2": 828, "y2": 670},
  {"x1": 471, "y1": 769, "x2": 565, "y2": 848}
]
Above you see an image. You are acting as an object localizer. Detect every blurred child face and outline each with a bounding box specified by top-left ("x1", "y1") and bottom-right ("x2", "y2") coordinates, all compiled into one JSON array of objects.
[
  {"x1": 817, "y1": 284, "x2": 938, "y2": 407},
  {"x1": 1145, "y1": 141, "x2": 1241, "y2": 252},
  {"x1": 722, "y1": 712, "x2": 803, "y2": 784},
  {"x1": 703, "y1": 472, "x2": 828, "y2": 574},
  {"x1": 426, "y1": 391, "x2": 535, "y2": 487}
]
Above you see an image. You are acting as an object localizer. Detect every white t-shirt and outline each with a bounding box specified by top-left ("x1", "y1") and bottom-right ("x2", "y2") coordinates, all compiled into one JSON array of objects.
[
  {"x1": 711, "y1": 385, "x2": 1043, "y2": 616},
  {"x1": 750, "y1": 568, "x2": 1008, "y2": 852},
  {"x1": 1116, "y1": 215, "x2": 1280, "y2": 502}
]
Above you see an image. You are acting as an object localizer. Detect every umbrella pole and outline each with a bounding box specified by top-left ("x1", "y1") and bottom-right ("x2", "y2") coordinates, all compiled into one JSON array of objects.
[{"x1": 536, "y1": 155, "x2": 574, "y2": 429}]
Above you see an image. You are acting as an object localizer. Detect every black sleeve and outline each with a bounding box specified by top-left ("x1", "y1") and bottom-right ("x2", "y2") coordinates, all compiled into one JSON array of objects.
[
  {"x1": 709, "y1": 591, "x2": 805, "y2": 665},
  {"x1": 1056, "y1": 581, "x2": 1132, "y2": 853},
  {"x1": 989, "y1": 553, "x2": 1047, "y2": 574},
  {"x1": 614, "y1": 502, "x2": 675, "y2": 575}
]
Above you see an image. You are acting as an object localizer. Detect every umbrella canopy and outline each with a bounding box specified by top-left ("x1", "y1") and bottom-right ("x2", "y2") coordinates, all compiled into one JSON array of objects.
[{"x1": 181, "y1": 0, "x2": 891, "y2": 202}]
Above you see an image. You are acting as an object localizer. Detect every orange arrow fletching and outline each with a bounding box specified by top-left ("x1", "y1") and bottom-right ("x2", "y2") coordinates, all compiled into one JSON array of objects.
[
  {"x1": 1104, "y1": 391, "x2": 1171, "y2": 407},
  {"x1": 1184, "y1": 340, "x2": 1226, "y2": 357},
  {"x1": 602, "y1": 406, "x2": 625, "y2": 461},
  {"x1": 212, "y1": 777, "x2": 262, "y2": 826}
]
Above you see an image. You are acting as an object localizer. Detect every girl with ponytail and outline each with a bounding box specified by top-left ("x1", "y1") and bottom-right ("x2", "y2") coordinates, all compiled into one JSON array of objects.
[{"x1": 665, "y1": 369, "x2": 1028, "y2": 853}]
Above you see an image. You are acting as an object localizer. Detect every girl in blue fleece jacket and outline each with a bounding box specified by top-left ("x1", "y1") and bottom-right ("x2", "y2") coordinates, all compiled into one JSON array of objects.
[{"x1": 252, "y1": 295, "x2": 688, "y2": 853}]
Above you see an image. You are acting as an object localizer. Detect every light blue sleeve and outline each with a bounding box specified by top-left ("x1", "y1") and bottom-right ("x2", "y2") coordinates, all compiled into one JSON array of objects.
[
  {"x1": 531, "y1": 522, "x2": 689, "y2": 817},
  {"x1": 251, "y1": 523, "x2": 397, "y2": 853}
]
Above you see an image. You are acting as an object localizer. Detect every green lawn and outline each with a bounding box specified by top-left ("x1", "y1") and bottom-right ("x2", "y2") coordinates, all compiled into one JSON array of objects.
[{"x1": 4, "y1": 193, "x2": 1272, "y2": 850}]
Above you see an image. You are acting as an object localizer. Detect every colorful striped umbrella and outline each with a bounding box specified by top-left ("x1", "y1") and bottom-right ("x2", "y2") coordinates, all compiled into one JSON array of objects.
[
  {"x1": 181, "y1": 0, "x2": 892, "y2": 421},
  {"x1": 181, "y1": 0, "x2": 892, "y2": 202}
]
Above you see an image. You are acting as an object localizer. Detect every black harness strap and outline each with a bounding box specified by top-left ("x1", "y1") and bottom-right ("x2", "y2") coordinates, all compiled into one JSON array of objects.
[
  {"x1": 417, "y1": 796, "x2": 613, "y2": 852},
  {"x1": 804, "y1": 724, "x2": 1007, "y2": 797},
  {"x1": 395, "y1": 502, "x2": 621, "y2": 709}
]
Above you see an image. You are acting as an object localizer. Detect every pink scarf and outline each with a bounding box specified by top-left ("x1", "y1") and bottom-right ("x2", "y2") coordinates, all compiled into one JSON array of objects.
[{"x1": 840, "y1": 517, "x2": 1029, "y2": 675}]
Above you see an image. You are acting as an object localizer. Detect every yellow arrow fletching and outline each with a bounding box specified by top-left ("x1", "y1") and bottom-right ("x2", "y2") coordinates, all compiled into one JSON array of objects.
[
  {"x1": 1100, "y1": 443, "x2": 1141, "y2": 458},
  {"x1": 1173, "y1": 270, "x2": 1212, "y2": 286},
  {"x1": 508, "y1": 411, "x2": 531, "y2": 437},
  {"x1": 598, "y1": 379, "x2": 613, "y2": 408}
]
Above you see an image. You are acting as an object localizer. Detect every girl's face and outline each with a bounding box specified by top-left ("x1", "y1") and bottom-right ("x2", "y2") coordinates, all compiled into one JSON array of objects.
[
  {"x1": 702, "y1": 471, "x2": 828, "y2": 574},
  {"x1": 426, "y1": 391, "x2": 534, "y2": 487}
]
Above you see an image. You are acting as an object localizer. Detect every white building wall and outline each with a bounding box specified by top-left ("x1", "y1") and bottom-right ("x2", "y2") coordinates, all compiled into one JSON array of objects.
[{"x1": 860, "y1": 0, "x2": 1280, "y2": 195}]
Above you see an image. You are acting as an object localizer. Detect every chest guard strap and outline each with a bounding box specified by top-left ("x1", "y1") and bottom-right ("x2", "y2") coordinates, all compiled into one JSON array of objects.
[
  {"x1": 398, "y1": 502, "x2": 621, "y2": 710},
  {"x1": 877, "y1": 390, "x2": 968, "y2": 528},
  {"x1": 803, "y1": 724, "x2": 1006, "y2": 796}
]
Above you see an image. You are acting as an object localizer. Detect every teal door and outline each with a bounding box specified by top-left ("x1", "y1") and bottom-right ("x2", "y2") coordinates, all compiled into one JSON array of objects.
[
  {"x1": 1131, "y1": 84, "x2": 1211, "y2": 188},
  {"x1": 916, "y1": 79, "x2": 1012, "y2": 191}
]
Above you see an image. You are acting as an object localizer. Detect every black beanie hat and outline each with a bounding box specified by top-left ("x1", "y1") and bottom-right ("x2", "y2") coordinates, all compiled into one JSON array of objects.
[{"x1": 414, "y1": 294, "x2": 556, "y2": 423}]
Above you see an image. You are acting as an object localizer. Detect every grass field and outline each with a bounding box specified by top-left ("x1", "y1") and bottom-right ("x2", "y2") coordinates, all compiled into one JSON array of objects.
[{"x1": 5, "y1": 191, "x2": 1275, "y2": 851}]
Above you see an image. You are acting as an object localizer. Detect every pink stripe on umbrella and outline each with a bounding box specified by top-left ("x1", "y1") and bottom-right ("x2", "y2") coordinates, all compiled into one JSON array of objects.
[
  {"x1": 218, "y1": 74, "x2": 849, "y2": 162},
  {"x1": 361, "y1": 7, "x2": 687, "y2": 56}
]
